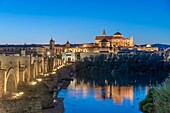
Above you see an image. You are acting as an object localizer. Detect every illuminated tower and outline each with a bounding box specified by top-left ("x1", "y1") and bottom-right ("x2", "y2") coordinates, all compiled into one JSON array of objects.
[
  {"x1": 65, "y1": 41, "x2": 71, "y2": 48},
  {"x1": 102, "y1": 29, "x2": 106, "y2": 36},
  {"x1": 50, "y1": 37, "x2": 55, "y2": 50}
]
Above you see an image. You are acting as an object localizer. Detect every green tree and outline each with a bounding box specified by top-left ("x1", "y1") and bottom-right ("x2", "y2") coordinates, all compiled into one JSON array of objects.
[{"x1": 153, "y1": 76, "x2": 170, "y2": 113}]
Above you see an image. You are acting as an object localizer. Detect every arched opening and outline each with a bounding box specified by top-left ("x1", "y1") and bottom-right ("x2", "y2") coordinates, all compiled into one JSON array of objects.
[
  {"x1": 6, "y1": 74, "x2": 16, "y2": 92},
  {"x1": 6, "y1": 68, "x2": 17, "y2": 93}
]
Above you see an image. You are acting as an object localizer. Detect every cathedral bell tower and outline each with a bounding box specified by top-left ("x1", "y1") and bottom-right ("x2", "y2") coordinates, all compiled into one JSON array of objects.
[
  {"x1": 48, "y1": 37, "x2": 55, "y2": 56},
  {"x1": 102, "y1": 29, "x2": 106, "y2": 36},
  {"x1": 50, "y1": 37, "x2": 55, "y2": 50},
  {"x1": 65, "y1": 41, "x2": 70, "y2": 48}
]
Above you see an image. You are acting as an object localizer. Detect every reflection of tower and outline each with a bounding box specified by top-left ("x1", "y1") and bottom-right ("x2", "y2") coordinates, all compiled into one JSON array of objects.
[
  {"x1": 94, "y1": 85, "x2": 134, "y2": 104},
  {"x1": 110, "y1": 86, "x2": 134, "y2": 104},
  {"x1": 109, "y1": 85, "x2": 112, "y2": 98},
  {"x1": 101, "y1": 86, "x2": 106, "y2": 101}
]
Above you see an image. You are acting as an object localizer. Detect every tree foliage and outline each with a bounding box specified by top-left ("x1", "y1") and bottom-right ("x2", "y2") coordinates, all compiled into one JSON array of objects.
[
  {"x1": 75, "y1": 53, "x2": 170, "y2": 75},
  {"x1": 153, "y1": 76, "x2": 170, "y2": 113},
  {"x1": 140, "y1": 76, "x2": 170, "y2": 113}
]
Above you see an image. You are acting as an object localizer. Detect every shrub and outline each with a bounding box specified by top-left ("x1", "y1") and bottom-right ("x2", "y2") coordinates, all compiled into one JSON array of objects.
[{"x1": 153, "y1": 76, "x2": 170, "y2": 113}]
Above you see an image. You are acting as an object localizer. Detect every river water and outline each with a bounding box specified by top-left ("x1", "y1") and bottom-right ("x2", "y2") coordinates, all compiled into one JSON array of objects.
[{"x1": 58, "y1": 74, "x2": 166, "y2": 113}]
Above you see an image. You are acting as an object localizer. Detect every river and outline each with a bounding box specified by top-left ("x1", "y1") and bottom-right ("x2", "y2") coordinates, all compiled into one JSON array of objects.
[{"x1": 58, "y1": 73, "x2": 166, "y2": 113}]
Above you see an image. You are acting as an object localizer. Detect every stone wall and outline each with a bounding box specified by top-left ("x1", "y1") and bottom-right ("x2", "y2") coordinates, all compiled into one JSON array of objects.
[
  {"x1": 17, "y1": 82, "x2": 54, "y2": 109},
  {"x1": 0, "y1": 97, "x2": 42, "y2": 113}
]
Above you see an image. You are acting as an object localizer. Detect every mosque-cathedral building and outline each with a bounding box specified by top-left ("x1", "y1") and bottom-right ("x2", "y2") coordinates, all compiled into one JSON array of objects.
[
  {"x1": 57, "y1": 30, "x2": 135, "y2": 54},
  {"x1": 52, "y1": 30, "x2": 157, "y2": 61},
  {"x1": 0, "y1": 30, "x2": 158, "y2": 61},
  {"x1": 95, "y1": 30, "x2": 134, "y2": 48}
]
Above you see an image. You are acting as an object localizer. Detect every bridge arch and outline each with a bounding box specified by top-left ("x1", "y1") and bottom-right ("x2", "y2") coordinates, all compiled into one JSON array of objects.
[{"x1": 5, "y1": 67, "x2": 17, "y2": 93}]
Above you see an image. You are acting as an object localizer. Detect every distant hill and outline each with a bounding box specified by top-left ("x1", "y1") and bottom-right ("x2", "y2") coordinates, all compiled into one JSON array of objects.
[{"x1": 151, "y1": 44, "x2": 170, "y2": 50}]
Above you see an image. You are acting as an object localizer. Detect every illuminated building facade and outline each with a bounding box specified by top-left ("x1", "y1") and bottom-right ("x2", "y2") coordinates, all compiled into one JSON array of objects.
[
  {"x1": 95, "y1": 30, "x2": 134, "y2": 48},
  {"x1": 0, "y1": 30, "x2": 159, "y2": 60}
]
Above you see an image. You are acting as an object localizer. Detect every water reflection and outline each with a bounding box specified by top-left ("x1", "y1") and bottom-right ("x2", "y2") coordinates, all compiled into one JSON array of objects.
[
  {"x1": 68, "y1": 79, "x2": 145, "y2": 105},
  {"x1": 58, "y1": 73, "x2": 167, "y2": 113}
]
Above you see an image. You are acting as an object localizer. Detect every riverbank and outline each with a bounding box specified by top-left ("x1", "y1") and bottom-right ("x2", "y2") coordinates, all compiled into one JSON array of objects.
[
  {"x1": 43, "y1": 98, "x2": 64, "y2": 113},
  {"x1": 41, "y1": 64, "x2": 75, "y2": 113}
]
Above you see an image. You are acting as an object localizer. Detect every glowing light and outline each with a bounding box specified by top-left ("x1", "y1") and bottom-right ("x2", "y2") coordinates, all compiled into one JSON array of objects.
[
  {"x1": 53, "y1": 69, "x2": 57, "y2": 71},
  {"x1": 47, "y1": 51, "x2": 50, "y2": 56},
  {"x1": 51, "y1": 71, "x2": 56, "y2": 74},
  {"x1": 19, "y1": 92, "x2": 24, "y2": 95},
  {"x1": 53, "y1": 99, "x2": 58, "y2": 102},
  {"x1": 30, "y1": 81, "x2": 37, "y2": 85},
  {"x1": 13, "y1": 92, "x2": 24, "y2": 99},
  {"x1": 12, "y1": 96, "x2": 17, "y2": 99},
  {"x1": 36, "y1": 78, "x2": 42, "y2": 82},
  {"x1": 44, "y1": 73, "x2": 49, "y2": 76}
]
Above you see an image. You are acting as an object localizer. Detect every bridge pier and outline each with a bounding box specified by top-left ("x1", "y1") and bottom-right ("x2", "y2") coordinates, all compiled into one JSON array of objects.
[
  {"x1": 0, "y1": 69, "x2": 5, "y2": 98},
  {"x1": 19, "y1": 68, "x2": 25, "y2": 82}
]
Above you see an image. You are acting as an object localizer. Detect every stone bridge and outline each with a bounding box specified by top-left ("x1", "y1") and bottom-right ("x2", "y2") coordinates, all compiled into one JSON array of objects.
[{"x1": 0, "y1": 55, "x2": 65, "y2": 98}]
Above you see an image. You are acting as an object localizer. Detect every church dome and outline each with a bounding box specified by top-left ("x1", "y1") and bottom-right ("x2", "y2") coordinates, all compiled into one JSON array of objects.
[{"x1": 146, "y1": 44, "x2": 151, "y2": 48}]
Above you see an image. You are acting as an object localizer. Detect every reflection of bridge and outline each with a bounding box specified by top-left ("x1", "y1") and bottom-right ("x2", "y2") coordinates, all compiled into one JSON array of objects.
[{"x1": 0, "y1": 56, "x2": 65, "y2": 97}]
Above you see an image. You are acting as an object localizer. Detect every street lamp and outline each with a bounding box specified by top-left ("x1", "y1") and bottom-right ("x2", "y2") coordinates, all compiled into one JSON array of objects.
[{"x1": 47, "y1": 51, "x2": 50, "y2": 57}]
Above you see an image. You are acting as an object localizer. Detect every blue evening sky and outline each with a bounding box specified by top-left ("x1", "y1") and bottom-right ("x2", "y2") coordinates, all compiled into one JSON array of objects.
[{"x1": 0, "y1": 0, "x2": 170, "y2": 44}]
